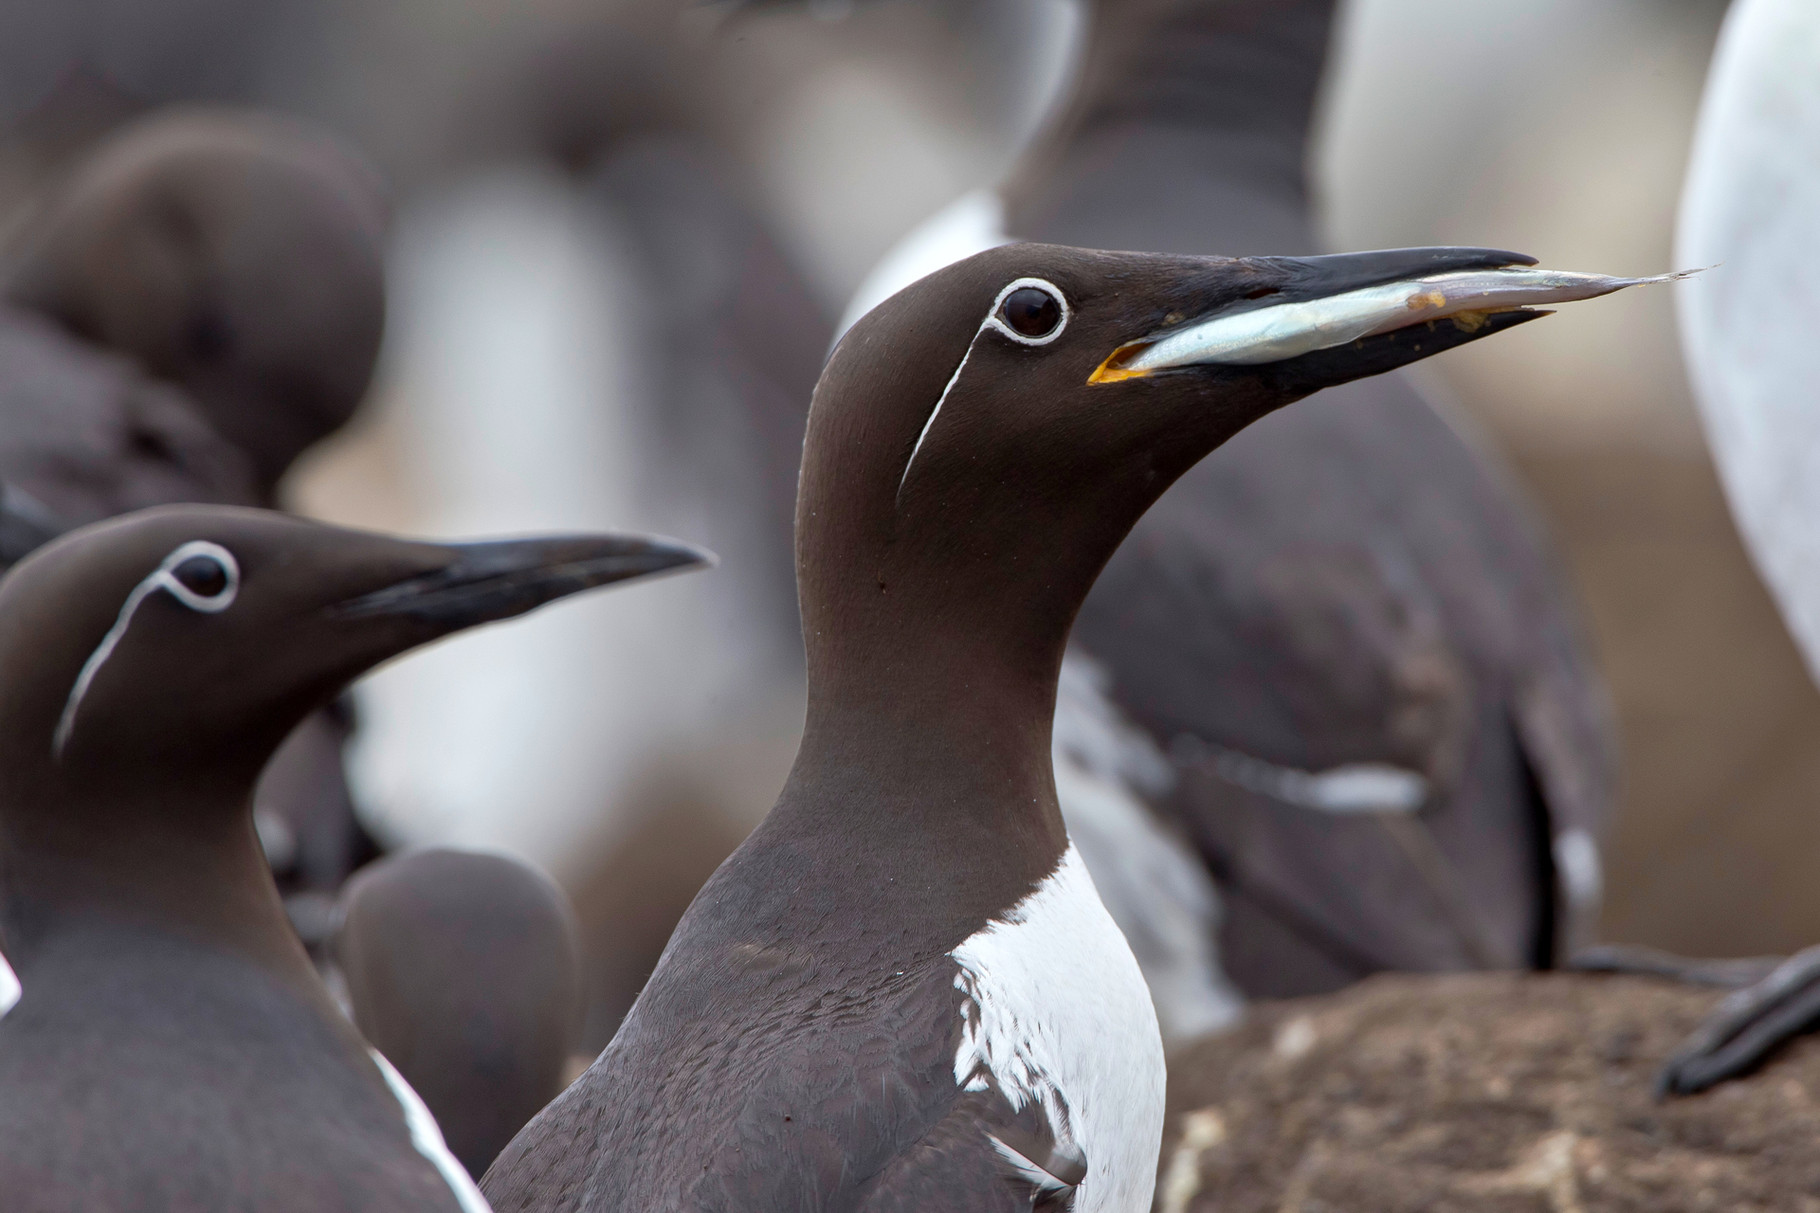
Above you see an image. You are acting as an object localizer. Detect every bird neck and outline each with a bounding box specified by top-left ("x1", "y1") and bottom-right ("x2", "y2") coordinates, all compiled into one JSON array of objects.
[
  {"x1": 1006, "y1": 0, "x2": 1334, "y2": 231},
  {"x1": 0, "y1": 782, "x2": 323, "y2": 1003},
  {"x1": 787, "y1": 557, "x2": 1075, "y2": 867}
]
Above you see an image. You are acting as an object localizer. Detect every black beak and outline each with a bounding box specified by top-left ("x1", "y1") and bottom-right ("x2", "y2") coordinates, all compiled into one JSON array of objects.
[
  {"x1": 332, "y1": 533, "x2": 715, "y2": 627},
  {"x1": 1251, "y1": 246, "x2": 1536, "y2": 299}
]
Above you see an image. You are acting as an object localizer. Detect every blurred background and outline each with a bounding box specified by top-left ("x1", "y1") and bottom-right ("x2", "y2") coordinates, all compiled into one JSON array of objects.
[{"x1": 1, "y1": 0, "x2": 1804, "y2": 1043}]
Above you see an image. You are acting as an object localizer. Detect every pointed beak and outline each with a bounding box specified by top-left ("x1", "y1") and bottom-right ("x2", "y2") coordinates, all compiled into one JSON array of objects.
[
  {"x1": 1090, "y1": 246, "x2": 1696, "y2": 384},
  {"x1": 330, "y1": 533, "x2": 715, "y2": 628}
]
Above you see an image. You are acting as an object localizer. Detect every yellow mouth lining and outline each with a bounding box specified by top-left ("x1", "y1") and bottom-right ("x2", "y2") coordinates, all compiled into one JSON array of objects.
[{"x1": 1087, "y1": 343, "x2": 1155, "y2": 385}]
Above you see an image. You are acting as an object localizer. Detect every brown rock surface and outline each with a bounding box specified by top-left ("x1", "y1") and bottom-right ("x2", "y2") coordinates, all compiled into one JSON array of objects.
[{"x1": 1158, "y1": 972, "x2": 1820, "y2": 1213}]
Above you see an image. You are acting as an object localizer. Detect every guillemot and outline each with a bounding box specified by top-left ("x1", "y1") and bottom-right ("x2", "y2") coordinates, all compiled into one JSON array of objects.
[
  {"x1": 0, "y1": 504, "x2": 708, "y2": 1209},
  {"x1": 744, "y1": 0, "x2": 1626, "y2": 1041},
  {"x1": 483, "y1": 242, "x2": 1649, "y2": 1211},
  {"x1": 0, "y1": 107, "x2": 393, "y2": 917},
  {"x1": 335, "y1": 848, "x2": 584, "y2": 1178}
]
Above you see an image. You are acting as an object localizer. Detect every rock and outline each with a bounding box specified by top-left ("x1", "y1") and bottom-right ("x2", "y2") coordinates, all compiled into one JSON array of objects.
[{"x1": 1158, "y1": 972, "x2": 1820, "y2": 1213}]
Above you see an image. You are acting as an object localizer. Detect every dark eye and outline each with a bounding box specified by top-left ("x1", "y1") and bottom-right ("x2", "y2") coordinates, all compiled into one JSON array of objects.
[
  {"x1": 1001, "y1": 287, "x2": 1063, "y2": 339},
  {"x1": 172, "y1": 554, "x2": 230, "y2": 598}
]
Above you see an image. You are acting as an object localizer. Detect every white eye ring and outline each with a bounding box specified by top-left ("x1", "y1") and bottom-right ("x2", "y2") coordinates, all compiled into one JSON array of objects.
[
  {"x1": 52, "y1": 539, "x2": 242, "y2": 758},
  {"x1": 983, "y1": 277, "x2": 1070, "y2": 346},
  {"x1": 154, "y1": 541, "x2": 240, "y2": 613}
]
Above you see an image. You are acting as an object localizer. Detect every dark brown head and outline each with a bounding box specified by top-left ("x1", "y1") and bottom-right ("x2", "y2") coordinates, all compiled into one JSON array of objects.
[
  {"x1": 796, "y1": 242, "x2": 1544, "y2": 716},
  {"x1": 1, "y1": 109, "x2": 388, "y2": 493},
  {"x1": 0, "y1": 505, "x2": 711, "y2": 822}
]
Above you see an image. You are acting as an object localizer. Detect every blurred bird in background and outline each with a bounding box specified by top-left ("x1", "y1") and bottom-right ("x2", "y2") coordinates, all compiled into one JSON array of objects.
[
  {"x1": 335, "y1": 848, "x2": 585, "y2": 1179},
  {"x1": 1022, "y1": 0, "x2": 1615, "y2": 1029},
  {"x1": 325, "y1": 8, "x2": 832, "y2": 1052},
  {"x1": 0, "y1": 108, "x2": 390, "y2": 940},
  {"x1": 1583, "y1": 0, "x2": 1820, "y2": 1097}
]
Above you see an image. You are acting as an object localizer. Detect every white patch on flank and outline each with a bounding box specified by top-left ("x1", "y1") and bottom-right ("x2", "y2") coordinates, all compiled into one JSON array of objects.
[
  {"x1": 53, "y1": 541, "x2": 240, "y2": 759},
  {"x1": 1172, "y1": 733, "x2": 1428, "y2": 815},
  {"x1": 1553, "y1": 828, "x2": 1603, "y2": 911},
  {"x1": 1053, "y1": 651, "x2": 1242, "y2": 1044},
  {"x1": 899, "y1": 277, "x2": 1071, "y2": 497},
  {"x1": 369, "y1": 1048, "x2": 493, "y2": 1213},
  {"x1": 950, "y1": 843, "x2": 1166, "y2": 1213},
  {"x1": 0, "y1": 946, "x2": 19, "y2": 1020}
]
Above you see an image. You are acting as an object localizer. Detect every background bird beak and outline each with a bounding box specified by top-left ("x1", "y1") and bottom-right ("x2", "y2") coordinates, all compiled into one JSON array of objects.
[
  {"x1": 0, "y1": 485, "x2": 69, "y2": 570},
  {"x1": 1091, "y1": 246, "x2": 1688, "y2": 383},
  {"x1": 331, "y1": 533, "x2": 716, "y2": 627}
]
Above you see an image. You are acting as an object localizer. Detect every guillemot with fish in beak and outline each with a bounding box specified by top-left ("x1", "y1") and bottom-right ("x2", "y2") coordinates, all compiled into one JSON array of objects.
[{"x1": 484, "y1": 243, "x2": 1680, "y2": 1213}]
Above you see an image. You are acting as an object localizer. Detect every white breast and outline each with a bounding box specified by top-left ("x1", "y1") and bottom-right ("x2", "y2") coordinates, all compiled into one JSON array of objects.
[{"x1": 949, "y1": 843, "x2": 1167, "y2": 1213}]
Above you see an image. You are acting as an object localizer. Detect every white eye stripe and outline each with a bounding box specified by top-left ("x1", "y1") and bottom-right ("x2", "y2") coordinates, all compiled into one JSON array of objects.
[
  {"x1": 52, "y1": 541, "x2": 241, "y2": 760},
  {"x1": 898, "y1": 277, "x2": 1073, "y2": 499},
  {"x1": 983, "y1": 276, "x2": 1070, "y2": 345}
]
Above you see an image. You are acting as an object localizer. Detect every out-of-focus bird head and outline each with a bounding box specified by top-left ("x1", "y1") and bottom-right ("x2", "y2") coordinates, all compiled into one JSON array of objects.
[{"x1": 1, "y1": 109, "x2": 389, "y2": 496}]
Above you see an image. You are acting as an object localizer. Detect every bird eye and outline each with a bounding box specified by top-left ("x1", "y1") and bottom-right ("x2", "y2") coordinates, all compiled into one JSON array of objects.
[
  {"x1": 1000, "y1": 286, "x2": 1064, "y2": 340},
  {"x1": 171, "y1": 554, "x2": 229, "y2": 599},
  {"x1": 155, "y1": 541, "x2": 240, "y2": 613}
]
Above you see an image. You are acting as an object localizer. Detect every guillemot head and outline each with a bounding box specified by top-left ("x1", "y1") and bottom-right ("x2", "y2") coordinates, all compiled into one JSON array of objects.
[
  {"x1": 0, "y1": 505, "x2": 711, "y2": 810},
  {"x1": 797, "y1": 242, "x2": 1668, "y2": 702}
]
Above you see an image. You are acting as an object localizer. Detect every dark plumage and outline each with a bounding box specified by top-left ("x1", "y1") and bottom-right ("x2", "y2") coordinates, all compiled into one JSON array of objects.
[
  {"x1": 0, "y1": 504, "x2": 707, "y2": 1210},
  {"x1": 485, "y1": 241, "x2": 1562, "y2": 1212},
  {"x1": 0, "y1": 108, "x2": 393, "y2": 911},
  {"x1": 714, "y1": 0, "x2": 1613, "y2": 1039},
  {"x1": 1007, "y1": 0, "x2": 1615, "y2": 1004},
  {"x1": 0, "y1": 301, "x2": 256, "y2": 528},
  {"x1": 336, "y1": 848, "x2": 584, "y2": 1179}
]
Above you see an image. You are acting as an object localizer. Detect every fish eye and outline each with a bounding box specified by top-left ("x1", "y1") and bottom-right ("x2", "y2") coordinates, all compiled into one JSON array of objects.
[
  {"x1": 172, "y1": 554, "x2": 230, "y2": 599},
  {"x1": 988, "y1": 278, "x2": 1070, "y2": 346}
]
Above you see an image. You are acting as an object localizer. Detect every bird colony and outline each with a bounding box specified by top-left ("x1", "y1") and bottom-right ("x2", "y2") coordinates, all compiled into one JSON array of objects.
[{"x1": 0, "y1": 0, "x2": 1814, "y2": 1210}]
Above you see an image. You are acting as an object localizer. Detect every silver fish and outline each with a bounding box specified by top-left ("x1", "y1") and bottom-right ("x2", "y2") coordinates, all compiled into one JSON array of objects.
[{"x1": 1109, "y1": 266, "x2": 1700, "y2": 372}]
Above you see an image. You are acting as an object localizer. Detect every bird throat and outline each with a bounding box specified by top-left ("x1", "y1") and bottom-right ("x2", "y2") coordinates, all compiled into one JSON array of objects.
[{"x1": 0, "y1": 777, "x2": 317, "y2": 999}]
